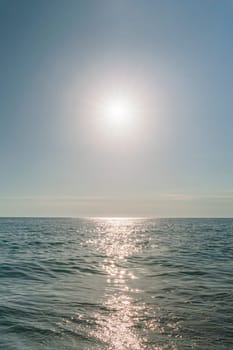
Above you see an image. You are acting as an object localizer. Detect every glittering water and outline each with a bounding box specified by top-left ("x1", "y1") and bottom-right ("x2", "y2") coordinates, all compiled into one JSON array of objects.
[{"x1": 0, "y1": 218, "x2": 233, "y2": 349}]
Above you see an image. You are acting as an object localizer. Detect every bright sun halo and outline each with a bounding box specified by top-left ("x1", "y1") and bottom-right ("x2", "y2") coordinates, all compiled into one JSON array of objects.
[{"x1": 103, "y1": 97, "x2": 134, "y2": 128}]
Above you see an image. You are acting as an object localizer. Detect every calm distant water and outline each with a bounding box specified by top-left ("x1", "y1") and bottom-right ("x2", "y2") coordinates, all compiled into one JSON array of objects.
[{"x1": 0, "y1": 218, "x2": 232, "y2": 350}]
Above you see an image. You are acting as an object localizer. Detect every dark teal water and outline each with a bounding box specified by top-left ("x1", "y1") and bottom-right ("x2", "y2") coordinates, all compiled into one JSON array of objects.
[{"x1": 0, "y1": 218, "x2": 232, "y2": 349}]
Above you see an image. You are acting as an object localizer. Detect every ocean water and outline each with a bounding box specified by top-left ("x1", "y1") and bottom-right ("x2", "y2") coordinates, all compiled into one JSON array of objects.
[{"x1": 0, "y1": 218, "x2": 232, "y2": 350}]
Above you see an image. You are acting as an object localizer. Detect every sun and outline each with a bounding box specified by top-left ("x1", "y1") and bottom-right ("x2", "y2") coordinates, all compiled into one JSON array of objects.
[{"x1": 103, "y1": 97, "x2": 134, "y2": 128}]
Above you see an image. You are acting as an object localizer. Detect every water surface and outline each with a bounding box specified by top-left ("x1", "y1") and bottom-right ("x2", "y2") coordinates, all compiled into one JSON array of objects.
[{"x1": 0, "y1": 218, "x2": 232, "y2": 349}]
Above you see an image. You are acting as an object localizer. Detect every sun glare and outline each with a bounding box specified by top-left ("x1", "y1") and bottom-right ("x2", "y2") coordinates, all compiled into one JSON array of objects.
[{"x1": 103, "y1": 97, "x2": 134, "y2": 128}]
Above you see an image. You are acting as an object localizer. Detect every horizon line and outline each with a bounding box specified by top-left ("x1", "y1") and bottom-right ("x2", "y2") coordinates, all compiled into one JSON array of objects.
[{"x1": 0, "y1": 216, "x2": 232, "y2": 219}]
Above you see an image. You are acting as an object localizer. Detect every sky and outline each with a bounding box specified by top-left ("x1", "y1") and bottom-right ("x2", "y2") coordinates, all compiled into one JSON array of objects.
[{"x1": 0, "y1": 0, "x2": 233, "y2": 217}]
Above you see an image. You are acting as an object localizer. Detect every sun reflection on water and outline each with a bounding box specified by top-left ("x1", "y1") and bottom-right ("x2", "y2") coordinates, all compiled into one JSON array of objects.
[
  {"x1": 91, "y1": 294, "x2": 145, "y2": 350},
  {"x1": 87, "y1": 218, "x2": 147, "y2": 349},
  {"x1": 84, "y1": 218, "x2": 180, "y2": 349},
  {"x1": 92, "y1": 218, "x2": 142, "y2": 259}
]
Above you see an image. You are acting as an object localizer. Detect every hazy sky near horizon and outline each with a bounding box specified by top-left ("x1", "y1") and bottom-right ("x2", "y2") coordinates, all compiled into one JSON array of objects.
[{"x1": 0, "y1": 0, "x2": 233, "y2": 217}]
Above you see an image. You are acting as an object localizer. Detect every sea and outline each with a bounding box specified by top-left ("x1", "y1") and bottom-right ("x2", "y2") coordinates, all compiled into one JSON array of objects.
[{"x1": 0, "y1": 217, "x2": 232, "y2": 350}]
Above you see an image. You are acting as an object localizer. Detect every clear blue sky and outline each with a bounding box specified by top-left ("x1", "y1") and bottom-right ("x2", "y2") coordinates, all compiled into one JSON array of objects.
[{"x1": 0, "y1": 0, "x2": 233, "y2": 217}]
